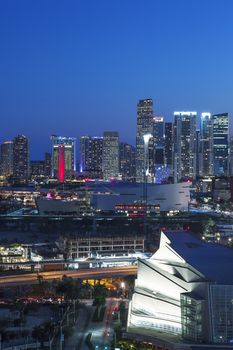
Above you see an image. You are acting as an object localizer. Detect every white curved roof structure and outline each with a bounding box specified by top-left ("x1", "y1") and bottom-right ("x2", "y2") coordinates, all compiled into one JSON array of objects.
[{"x1": 128, "y1": 230, "x2": 233, "y2": 346}]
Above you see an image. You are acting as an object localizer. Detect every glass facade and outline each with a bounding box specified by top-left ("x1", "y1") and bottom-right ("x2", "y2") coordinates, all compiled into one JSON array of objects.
[
  {"x1": 103, "y1": 131, "x2": 119, "y2": 180},
  {"x1": 164, "y1": 122, "x2": 173, "y2": 167},
  {"x1": 212, "y1": 113, "x2": 229, "y2": 176},
  {"x1": 80, "y1": 136, "x2": 103, "y2": 178},
  {"x1": 119, "y1": 142, "x2": 136, "y2": 181},
  {"x1": 44, "y1": 152, "x2": 52, "y2": 177},
  {"x1": 0, "y1": 141, "x2": 13, "y2": 177},
  {"x1": 200, "y1": 112, "x2": 212, "y2": 176},
  {"x1": 136, "y1": 99, "x2": 154, "y2": 183},
  {"x1": 13, "y1": 135, "x2": 29, "y2": 185},
  {"x1": 181, "y1": 292, "x2": 205, "y2": 342},
  {"x1": 153, "y1": 116, "x2": 164, "y2": 147},
  {"x1": 51, "y1": 135, "x2": 76, "y2": 181},
  {"x1": 173, "y1": 112, "x2": 197, "y2": 181},
  {"x1": 210, "y1": 285, "x2": 233, "y2": 343}
]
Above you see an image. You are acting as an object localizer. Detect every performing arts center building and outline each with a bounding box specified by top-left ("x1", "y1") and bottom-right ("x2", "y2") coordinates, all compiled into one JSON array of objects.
[{"x1": 128, "y1": 231, "x2": 233, "y2": 349}]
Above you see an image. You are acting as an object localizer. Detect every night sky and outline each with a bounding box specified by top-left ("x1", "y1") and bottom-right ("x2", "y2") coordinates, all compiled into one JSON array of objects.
[{"x1": 1, "y1": 0, "x2": 233, "y2": 159}]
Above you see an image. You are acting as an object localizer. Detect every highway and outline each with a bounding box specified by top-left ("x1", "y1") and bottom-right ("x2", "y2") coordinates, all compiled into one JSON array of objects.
[{"x1": 0, "y1": 266, "x2": 137, "y2": 286}]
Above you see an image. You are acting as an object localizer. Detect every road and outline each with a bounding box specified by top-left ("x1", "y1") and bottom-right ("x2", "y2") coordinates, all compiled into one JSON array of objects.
[
  {"x1": 65, "y1": 303, "x2": 94, "y2": 350},
  {"x1": 0, "y1": 266, "x2": 137, "y2": 286},
  {"x1": 64, "y1": 298, "x2": 120, "y2": 350},
  {"x1": 98, "y1": 298, "x2": 119, "y2": 349}
]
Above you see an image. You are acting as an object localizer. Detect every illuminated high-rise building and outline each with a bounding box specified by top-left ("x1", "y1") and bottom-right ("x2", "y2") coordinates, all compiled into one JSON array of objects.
[
  {"x1": 229, "y1": 136, "x2": 233, "y2": 177},
  {"x1": 153, "y1": 116, "x2": 164, "y2": 147},
  {"x1": 0, "y1": 140, "x2": 13, "y2": 177},
  {"x1": 136, "y1": 99, "x2": 154, "y2": 183},
  {"x1": 44, "y1": 152, "x2": 52, "y2": 177},
  {"x1": 212, "y1": 113, "x2": 229, "y2": 176},
  {"x1": 153, "y1": 116, "x2": 165, "y2": 167},
  {"x1": 173, "y1": 112, "x2": 197, "y2": 181},
  {"x1": 30, "y1": 160, "x2": 45, "y2": 178},
  {"x1": 119, "y1": 142, "x2": 136, "y2": 181},
  {"x1": 51, "y1": 135, "x2": 76, "y2": 182},
  {"x1": 13, "y1": 135, "x2": 29, "y2": 185},
  {"x1": 164, "y1": 122, "x2": 173, "y2": 167},
  {"x1": 103, "y1": 131, "x2": 119, "y2": 181},
  {"x1": 195, "y1": 129, "x2": 201, "y2": 177},
  {"x1": 200, "y1": 113, "x2": 212, "y2": 177},
  {"x1": 80, "y1": 136, "x2": 103, "y2": 178}
]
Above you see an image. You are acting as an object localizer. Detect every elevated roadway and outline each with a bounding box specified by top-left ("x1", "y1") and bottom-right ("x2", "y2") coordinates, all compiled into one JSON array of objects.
[{"x1": 0, "y1": 265, "x2": 137, "y2": 287}]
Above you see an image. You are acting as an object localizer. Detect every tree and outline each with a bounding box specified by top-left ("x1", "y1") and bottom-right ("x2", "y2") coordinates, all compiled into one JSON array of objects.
[
  {"x1": 55, "y1": 276, "x2": 82, "y2": 301},
  {"x1": 123, "y1": 276, "x2": 135, "y2": 297},
  {"x1": 93, "y1": 284, "x2": 107, "y2": 306},
  {"x1": 203, "y1": 217, "x2": 215, "y2": 236}
]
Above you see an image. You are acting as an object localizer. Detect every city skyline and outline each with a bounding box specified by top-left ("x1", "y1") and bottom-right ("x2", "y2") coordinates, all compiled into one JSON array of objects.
[
  {"x1": 2, "y1": 104, "x2": 231, "y2": 185},
  {"x1": 1, "y1": 0, "x2": 233, "y2": 158},
  {"x1": 0, "y1": 106, "x2": 231, "y2": 161},
  {"x1": 2, "y1": 2, "x2": 233, "y2": 349}
]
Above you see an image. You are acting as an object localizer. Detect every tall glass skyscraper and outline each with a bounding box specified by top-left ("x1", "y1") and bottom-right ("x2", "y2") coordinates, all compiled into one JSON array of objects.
[
  {"x1": 173, "y1": 112, "x2": 197, "y2": 181},
  {"x1": 51, "y1": 135, "x2": 76, "y2": 182},
  {"x1": 229, "y1": 136, "x2": 233, "y2": 177},
  {"x1": 153, "y1": 116, "x2": 165, "y2": 167},
  {"x1": 0, "y1": 140, "x2": 13, "y2": 177},
  {"x1": 119, "y1": 142, "x2": 136, "y2": 181},
  {"x1": 200, "y1": 113, "x2": 212, "y2": 177},
  {"x1": 44, "y1": 152, "x2": 52, "y2": 177},
  {"x1": 13, "y1": 135, "x2": 29, "y2": 185},
  {"x1": 136, "y1": 99, "x2": 154, "y2": 183},
  {"x1": 153, "y1": 116, "x2": 164, "y2": 147},
  {"x1": 164, "y1": 122, "x2": 173, "y2": 167},
  {"x1": 80, "y1": 136, "x2": 103, "y2": 178},
  {"x1": 103, "y1": 131, "x2": 119, "y2": 181},
  {"x1": 212, "y1": 113, "x2": 229, "y2": 176}
]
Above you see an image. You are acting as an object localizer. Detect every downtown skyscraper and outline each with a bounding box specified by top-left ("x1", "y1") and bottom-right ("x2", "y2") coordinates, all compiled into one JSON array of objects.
[
  {"x1": 44, "y1": 152, "x2": 52, "y2": 177},
  {"x1": 200, "y1": 113, "x2": 212, "y2": 177},
  {"x1": 153, "y1": 116, "x2": 165, "y2": 167},
  {"x1": 229, "y1": 136, "x2": 233, "y2": 177},
  {"x1": 212, "y1": 113, "x2": 229, "y2": 176},
  {"x1": 164, "y1": 122, "x2": 173, "y2": 168},
  {"x1": 136, "y1": 99, "x2": 154, "y2": 183},
  {"x1": 13, "y1": 135, "x2": 29, "y2": 185},
  {"x1": 51, "y1": 135, "x2": 76, "y2": 182},
  {"x1": 153, "y1": 116, "x2": 164, "y2": 147},
  {"x1": 0, "y1": 140, "x2": 13, "y2": 178},
  {"x1": 173, "y1": 112, "x2": 197, "y2": 182},
  {"x1": 119, "y1": 142, "x2": 136, "y2": 181},
  {"x1": 103, "y1": 131, "x2": 119, "y2": 181},
  {"x1": 80, "y1": 136, "x2": 103, "y2": 179}
]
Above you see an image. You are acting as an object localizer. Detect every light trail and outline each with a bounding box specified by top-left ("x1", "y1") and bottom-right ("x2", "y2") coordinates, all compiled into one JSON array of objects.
[{"x1": 0, "y1": 266, "x2": 137, "y2": 286}]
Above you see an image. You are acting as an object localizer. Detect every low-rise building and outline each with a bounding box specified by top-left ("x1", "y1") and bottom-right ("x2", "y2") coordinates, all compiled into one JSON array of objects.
[{"x1": 60, "y1": 234, "x2": 145, "y2": 260}]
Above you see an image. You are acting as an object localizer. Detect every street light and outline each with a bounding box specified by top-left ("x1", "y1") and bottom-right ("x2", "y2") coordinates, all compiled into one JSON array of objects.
[
  {"x1": 120, "y1": 281, "x2": 125, "y2": 289},
  {"x1": 143, "y1": 133, "x2": 152, "y2": 174},
  {"x1": 143, "y1": 133, "x2": 152, "y2": 192},
  {"x1": 143, "y1": 134, "x2": 152, "y2": 236}
]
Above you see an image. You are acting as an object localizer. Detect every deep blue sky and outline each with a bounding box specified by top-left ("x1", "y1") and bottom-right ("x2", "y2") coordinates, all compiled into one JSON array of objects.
[{"x1": 0, "y1": 0, "x2": 233, "y2": 159}]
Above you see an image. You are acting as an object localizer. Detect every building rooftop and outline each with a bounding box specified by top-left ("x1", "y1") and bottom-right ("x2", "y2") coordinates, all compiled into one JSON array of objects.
[{"x1": 163, "y1": 231, "x2": 233, "y2": 284}]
